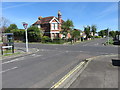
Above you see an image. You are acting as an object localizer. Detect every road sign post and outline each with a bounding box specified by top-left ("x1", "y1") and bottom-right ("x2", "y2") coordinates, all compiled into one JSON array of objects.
[
  {"x1": 108, "y1": 28, "x2": 109, "y2": 45},
  {"x1": 22, "y1": 22, "x2": 28, "y2": 52}
]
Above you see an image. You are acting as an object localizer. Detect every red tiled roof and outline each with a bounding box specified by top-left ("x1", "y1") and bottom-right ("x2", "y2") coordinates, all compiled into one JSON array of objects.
[{"x1": 33, "y1": 16, "x2": 64, "y2": 25}]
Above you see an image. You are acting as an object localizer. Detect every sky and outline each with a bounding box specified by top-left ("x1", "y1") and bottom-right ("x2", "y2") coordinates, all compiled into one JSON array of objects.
[{"x1": 2, "y1": 2, "x2": 118, "y2": 31}]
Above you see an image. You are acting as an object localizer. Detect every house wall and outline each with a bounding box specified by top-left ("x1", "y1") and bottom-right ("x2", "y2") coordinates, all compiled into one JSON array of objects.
[
  {"x1": 33, "y1": 17, "x2": 62, "y2": 39},
  {"x1": 50, "y1": 20, "x2": 60, "y2": 39}
]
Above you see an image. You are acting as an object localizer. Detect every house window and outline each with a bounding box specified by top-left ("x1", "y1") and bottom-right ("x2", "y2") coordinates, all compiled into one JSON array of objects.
[
  {"x1": 51, "y1": 23, "x2": 58, "y2": 30},
  {"x1": 55, "y1": 23, "x2": 58, "y2": 30}
]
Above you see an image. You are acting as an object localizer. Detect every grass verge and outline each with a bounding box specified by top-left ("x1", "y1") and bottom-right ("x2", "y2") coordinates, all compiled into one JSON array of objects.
[{"x1": 3, "y1": 52, "x2": 21, "y2": 56}]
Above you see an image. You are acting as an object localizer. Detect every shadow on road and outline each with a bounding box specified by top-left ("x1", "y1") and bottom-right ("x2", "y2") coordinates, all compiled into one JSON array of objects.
[{"x1": 112, "y1": 59, "x2": 120, "y2": 66}]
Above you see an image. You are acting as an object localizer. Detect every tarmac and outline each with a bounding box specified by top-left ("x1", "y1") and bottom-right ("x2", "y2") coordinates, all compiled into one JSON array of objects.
[
  {"x1": 1, "y1": 46, "x2": 119, "y2": 89},
  {"x1": 69, "y1": 55, "x2": 119, "y2": 88}
]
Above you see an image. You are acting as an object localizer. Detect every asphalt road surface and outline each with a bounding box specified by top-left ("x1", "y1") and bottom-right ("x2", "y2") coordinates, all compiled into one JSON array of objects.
[{"x1": 2, "y1": 38, "x2": 118, "y2": 88}]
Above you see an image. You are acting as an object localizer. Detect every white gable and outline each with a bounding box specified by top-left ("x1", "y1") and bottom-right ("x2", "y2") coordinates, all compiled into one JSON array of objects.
[{"x1": 49, "y1": 17, "x2": 60, "y2": 24}]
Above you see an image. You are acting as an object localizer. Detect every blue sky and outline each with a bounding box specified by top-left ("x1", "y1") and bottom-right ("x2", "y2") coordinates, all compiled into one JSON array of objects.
[{"x1": 2, "y1": 2, "x2": 118, "y2": 31}]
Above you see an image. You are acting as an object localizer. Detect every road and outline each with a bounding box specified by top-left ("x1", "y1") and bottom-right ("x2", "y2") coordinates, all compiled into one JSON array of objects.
[{"x1": 2, "y1": 38, "x2": 118, "y2": 88}]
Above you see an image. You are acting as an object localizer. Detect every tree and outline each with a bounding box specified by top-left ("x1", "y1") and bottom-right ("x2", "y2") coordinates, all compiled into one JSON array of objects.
[
  {"x1": 61, "y1": 19, "x2": 74, "y2": 38},
  {"x1": 104, "y1": 28, "x2": 109, "y2": 37},
  {"x1": 98, "y1": 28, "x2": 110, "y2": 38},
  {"x1": 116, "y1": 31, "x2": 120, "y2": 35},
  {"x1": 109, "y1": 31, "x2": 116, "y2": 38},
  {"x1": 71, "y1": 29, "x2": 80, "y2": 42},
  {"x1": 91, "y1": 25, "x2": 97, "y2": 36},
  {"x1": 84, "y1": 25, "x2": 90, "y2": 39},
  {"x1": 27, "y1": 26, "x2": 41, "y2": 42},
  {"x1": 98, "y1": 30, "x2": 105, "y2": 38},
  {"x1": 5, "y1": 24, "x2": 18, "y2": 33},
  {"x1": 0, "y1": 17, "x2": 10, "y2": 32}
]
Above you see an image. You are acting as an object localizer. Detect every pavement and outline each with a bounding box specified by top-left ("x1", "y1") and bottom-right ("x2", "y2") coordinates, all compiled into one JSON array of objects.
[{"x1": 69, "y1": 55, "x2": 119, "y2": 88}]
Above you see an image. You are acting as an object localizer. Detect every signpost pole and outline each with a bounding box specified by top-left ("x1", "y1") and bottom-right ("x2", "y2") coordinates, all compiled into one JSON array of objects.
[
  {"x1": 108, "y1": 28, "x2": 109, "y2": 45},
  {"x1": 25, "y1": 28, "x2": 28, "y2": 52},
  {"x1": 22, "y1": 22, "x2": 28, "y2": 52}
]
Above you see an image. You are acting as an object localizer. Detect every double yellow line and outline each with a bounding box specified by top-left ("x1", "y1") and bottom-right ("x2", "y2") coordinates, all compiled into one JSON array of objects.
[{"x1": 50, "y1": 60, "x2": 88, "y2": 89}]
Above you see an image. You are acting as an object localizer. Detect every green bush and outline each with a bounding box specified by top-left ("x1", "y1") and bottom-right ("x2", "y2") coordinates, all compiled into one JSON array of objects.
[
  {"x1": 106, "y1": 39, "x2": 114, "y2": 44},
  {"x1": 11, "y1": 29, "x2": 25, "y2": 41},
  {"x1": 41, "y1": 36, "x2": 51, "y2": 43},
  {"x1": 52, "y1": 38, "x2": 65, "y2": 44},
  {"x1": 27, "y1": 26, "x2": 41, "y2": 42},
  {"x1": 94, "y1": 36, "x2": 102, "y2": 38},
  {"x1": 28, "y1": 32, "x2": 41, "y2": 42}
]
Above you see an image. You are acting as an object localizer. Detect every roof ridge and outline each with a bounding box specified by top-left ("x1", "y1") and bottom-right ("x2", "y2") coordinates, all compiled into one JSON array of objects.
[{"x1": 41, "y1": 16, "x2": 55, "y2": 19}]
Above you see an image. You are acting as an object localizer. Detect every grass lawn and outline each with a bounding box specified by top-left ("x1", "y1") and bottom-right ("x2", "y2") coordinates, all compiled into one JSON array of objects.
[{"x1": 2, "y1": 49, "x2": 21, "y2": 57}]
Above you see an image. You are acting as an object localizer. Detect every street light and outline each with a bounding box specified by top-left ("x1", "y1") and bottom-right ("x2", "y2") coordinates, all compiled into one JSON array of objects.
[{"x1": 22, "y1": 22, "x2": 28, "y2": 52}]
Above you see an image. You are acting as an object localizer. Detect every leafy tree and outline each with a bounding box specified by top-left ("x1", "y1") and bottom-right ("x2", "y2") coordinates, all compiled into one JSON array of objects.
[
  {"x1": 61, "y1": 19, "x2": 74, "y2": 38},
  {"x1": 11, "y1": 29, "x2": 25, "y2": 40},
  {"x1": 116, "y1": 31, "x2": 120, "y2": 35},
  {"x1": 104, "y1": 28, "x2": 109, "y2": 36},
  {"x1": 84, "y1": 25, "x2": 90, "y2": 39},
  {"x1": 98, "y1": 28, "x2": 109, "y2": 38},
  {"x1": 27, "y1": 26, "x2": 41, "y2": 42},
  {"x1": 109, "y1": 31, "x2": 116, "y2": 38},
  {"x1": 5, "y1": 24, "x2": 18, "y2": 33},
  {"x1": 91, "y1": 25, "x2": 97, "y2": 36},
  {"x1": 98, "y1": 30, "x2": 105, "y2": 38},
  {"x1": 71, "y1": 29, "x2": 80, "y2": 42}
]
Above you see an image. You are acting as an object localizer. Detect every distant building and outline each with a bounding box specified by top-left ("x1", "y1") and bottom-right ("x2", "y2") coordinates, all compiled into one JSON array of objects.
[
  {"x1": 81, "y1": 31, "x2": 86, "y2": 39},
  {"x1": 33, "y1": 10, "x2": 64, "y2": 39},
  {"x1": 90, "y1": 32, "x2": 94, "y2": 36}
]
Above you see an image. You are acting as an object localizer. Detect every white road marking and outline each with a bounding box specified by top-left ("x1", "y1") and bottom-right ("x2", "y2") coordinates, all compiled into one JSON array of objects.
[
  {"x1": 35, "y1": 55, "x2": 42, "y2": 57},
  {"x1": 94, "y1": 43, "x2": 98, "y2": 46},
  {"x1": 79, "y1": 51, "x2": 83, "y2": 52},
  {"x1": 2, "y1": 53, "x2": 42, "y2": 65},
  {"x1": 66, "y1": 51, "x2": 69, "y2": 53},
  {"x1": 2, "y1": 57, "x2": 25, "y2": 65},
  {"x1": 83, "y1": 44, "x2": 87, "y2": 46},
  {"x1": 0, "y1": 67, "x2": 18, "y2": 73},
  {"x1": 31, "y1": 54, "x2": 36, "y2": 56},
  {"x1": 31, "y1": 54, "x2": 42, "y2": 57}
]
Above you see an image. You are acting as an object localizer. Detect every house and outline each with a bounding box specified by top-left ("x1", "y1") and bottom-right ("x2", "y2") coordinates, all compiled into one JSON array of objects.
[
  {"x1": 80, "y1": 31, "x2": 86, "y2": 40},
  {"x1": 33, "y1": 10, "x2": 64, "y2": 39}
]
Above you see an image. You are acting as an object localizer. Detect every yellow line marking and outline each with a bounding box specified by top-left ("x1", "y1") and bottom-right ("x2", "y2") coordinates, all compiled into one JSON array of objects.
[{"x1": 51, "y1": 61, "x2": 86, "y2": 89}]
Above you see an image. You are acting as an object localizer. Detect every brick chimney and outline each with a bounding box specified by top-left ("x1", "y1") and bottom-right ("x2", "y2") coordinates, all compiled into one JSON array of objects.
[
  {"x1": 38, "y1": 16, "x2": 42, "y2": 20},
  {"x1": 58, "y1": 10, "x2": 62, "y2": 30}
]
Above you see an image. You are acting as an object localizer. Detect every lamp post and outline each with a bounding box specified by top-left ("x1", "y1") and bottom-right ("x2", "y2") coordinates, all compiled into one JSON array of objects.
[{"x1": 22, "y1": 22, "x2": 28, "y2": 52}]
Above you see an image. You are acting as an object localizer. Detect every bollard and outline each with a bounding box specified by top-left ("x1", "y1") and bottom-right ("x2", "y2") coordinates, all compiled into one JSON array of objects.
[
  {"x1": 12, "y1": 45, "x2": 14, "y2": 53},
  {"x1": 1, "y1": 47, "x2": 3, "y2": 55}
]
